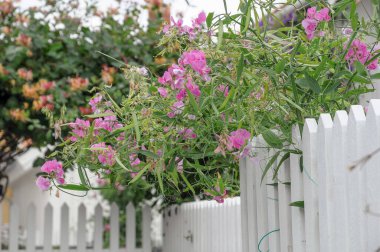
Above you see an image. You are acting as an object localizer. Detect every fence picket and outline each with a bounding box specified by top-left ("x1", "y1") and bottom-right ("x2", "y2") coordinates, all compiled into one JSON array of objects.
[
  {"x1": 9, "y1": 204, "x2": 19, "y2": 252},
  {"x1": 77, "y1": 203, "x2": 87, "y2": 252},
  {"x1": 365, "y1": 99, "x2": 380, "y2": 251},
  {"x1": 346, "y1": 105, "x2": 367, "y2": 251},
  {"x1": 126, "y1": 203, "x2": 136, "y2": 252},
  {"x1": 239, "y1": 157, "x2": 249, "y2": 252},
  {"x1": 331, "y1": 111, "x2": 349, "y2": 252},
  {"x1": 110, "y1": 203, "x2": 119, "y2": 251},
  {"x1": 93, "y1": 204, "x2": 103, "y2": 252},
  {"x1": 290, "y1": 125, "x2": 305, "y2": 252},
  {"x1": 317, "y1": 114, "x2": 333, "y2": 252},
  {"x1": 60, "y1": 203, "x2": 69, "y2": 252},
  {"x1": 278, "y1": 158, "x2": 292, "y2": 252},
  {"x1": 26, "y1": 204, "x2": 36, "y2": 252},
  {"x1": 142, "y1": 205, "x2": 152, "y2": 252},
  {"x1": 43, "y1": 203, "x2": 53, "y2": 252}
]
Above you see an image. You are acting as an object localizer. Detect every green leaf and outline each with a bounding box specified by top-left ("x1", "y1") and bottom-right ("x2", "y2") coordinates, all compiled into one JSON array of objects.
[
  {"x1": 262, "y1": 130, "x2": 283, "y2": 149},
  {"x1": 236, "y1": 53, "x2": 244, "y2": 84},
  {"x1": 217, "y1": 20, "x2": 223, "y2": 50},
  {"x1": 350, "y1": 1, "x2": 358, "y2": 30},
  {"x1": 289, "y1": 201, "x2": 304, "y2": 208},
  {"x1": 296, "y1": 73, "x2": 321, "y2": 94},
  {"x1": 115, "y1": 156, "x2": 131, "y2": 171},
  {"x1": 84, "y1": 113, "x2": 114, "y2": 118},
  {"x1": 58, "y1": 184, "x2": 89, "y2": 191},
  {"x1": 275, "y1": 59, "x2": 286, "y2": 74},
  {"x1": 206, "y1": 12, "x2": 214, "y2": 28},
  {"x1": 186, "y1": 89, "x2": 200, "y2": 115},
  {"x1": 134, "y1": 150, "x2": 160, "y2": 159},
  {"x1": 272, "y1": 152, "x2": 290, "y2": 180},
  {"x1": 219, "y1": 87, "x2": 235, "y2": 110},
  {"x1": 132, "y1": 112, "x2": 141, "y2": 143},
  {"x1": 260, "y1": 152, "x2": 280, "y2": 183},
  {"x1": 371, "y1": 73, "x2": 380, "y2": 79},
  {"x1": 180, "y1": 172, "x2": 196, "y2": 197},
  {"x1": 129, "y1": 164, "x2": 150, "y2": 184},
  {"x1": 353, "y1": 61, "x2": 366, "y2": 75}
]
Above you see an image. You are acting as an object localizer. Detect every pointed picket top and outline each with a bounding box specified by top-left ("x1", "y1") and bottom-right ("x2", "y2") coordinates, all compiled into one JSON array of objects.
[
  {"x1": 303, "y1": 118, "x2": 318, "y2": 138},
  {"x1": 110, "y1": 203, "x2": 120, "y2": 251},
  {"x1": 43, "y1": 203, "x2": 53, "y2": 252},
  {"x1": 93, "y1": 203, "x2": 103, "y2": 252},
  {"x1": 292, "y1": 124, "x2": 302, "y2": 147},
  {"x1": 348, "y1": 105, "x2": 366, "y2": 122},
  {"x1": 60, "y1": 203, "x2": 69, "y2": 252},
  {"x1": 318, "y1": 113, "x2": 333, "y2": 129},
  {"x1": 333, "y1": 110, "x2": 349, "y2": 128},
  {"x1": 26, "y1": 203, "x2": 36, "y2": 252},
  {"x1": 77, "y1": 203, "x2": 87, "y2": 252},
  {"x1": 367, "y1": 99, "x2": 380, "y2": 117}
]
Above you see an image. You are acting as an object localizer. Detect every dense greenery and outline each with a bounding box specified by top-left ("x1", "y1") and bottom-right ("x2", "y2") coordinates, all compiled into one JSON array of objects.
[{"x1": 40, "y1": 0, "x2": 379, "y2": 206}]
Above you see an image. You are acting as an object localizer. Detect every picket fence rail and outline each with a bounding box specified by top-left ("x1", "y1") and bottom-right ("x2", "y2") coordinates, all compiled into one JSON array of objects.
[
  {"x1": 240, "y1": 99, "x2": 380, "y2": 252},
  {"x1": 162, "y1": 197, "x2": 242, "y2": 252},
  {"x1": 0, "y1": 202, "x2": 152, "y2": 252}
]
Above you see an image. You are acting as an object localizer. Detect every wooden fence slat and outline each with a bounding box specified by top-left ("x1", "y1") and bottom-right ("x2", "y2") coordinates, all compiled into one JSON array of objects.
[
  {"x1": 331, "y1": 111, "x2": 349, "y2": 252},
  {"x1": 239, "y1": 157, "x2": 249, "y2": 252},
  {"x1": 278, "y1": 158, "x2": 292, "y2": 252},
  {"x1": 26, "y1": 203, "x2": 36, "y2": 252},
  {"x1": 60, "y1": 203, "x2": 69, "y2": 252},
  {"x1": 9, "y1": 204, "x2": 19, "y2": 252},
  {"x1": 93, "y1": 204, "x2": 103, "y2": 252},
  {"x1": 255, "y1": 136, "x2": 269, "y2": 251},
  {"x1": 43, "y1": 203, "x2": 53, "y2": 252},
  {"x1": 77, "y1": 203, "x2": 87, "y2": 252},
  {"x1": 302, "y1": 119, "x2": 319, "y2": 252},
  {"x1": 142, "y1": 205, "x2": 152, "y2": 252},
  {"x1": 290, "y1": 125, "x2": 305, "y2": 252},
  {"x1": 110, "y1": 203, "x2": 120, "y2": 251},
  {"x1": 346, "y1": 105, "x2": 367, "y2": 251},
  {"x1": 126, "y1": 203, "x2": 136, "y2": 252},
  {"x1": 266, "y1": 150, "x2": 280, "y2": 251},
  {"x1": 365, "y1": 99, "x2": 380, "y2": 251},
  {"x1": 317, "y1": 114, "x2": 333, "y2": 252}
]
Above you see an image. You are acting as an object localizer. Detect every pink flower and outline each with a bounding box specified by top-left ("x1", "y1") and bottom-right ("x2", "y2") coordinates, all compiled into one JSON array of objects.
[
  {"x1": 301, "y1": 18, "x2": 318, "y2": 40},
  {"x1": 188, "y1": 114, "x2": 196, "y2": 120},
  {"x1": 228, "y1": 129, "x2": 251, "y2": 150},
  {"x1": 69, "y1": 118, "x2": 90, "y2": 142},
  {"x1": 176, "y1": 89, "x2": 187, "y2": 101},
  {"x1": 205, "y1": 186, "x2": 228, "y2": 203},
  {"x1": 168, "y1": 101, "x2": 185, "y2": 118},
  {"x1": 91, "y1": 143, "x2": 116, "y2": 166},
  {"x1": 193, "y1": 11, "x2": 206, "y2": 27},
  {"x1": 217, "y1": 85, "x2": 229, "y2": 97},
  {"x1": 129, "y1": 154, "x2": 141, "y2": 167},
  {"x1": 178, "y1": 128, "x2": 197, "y2": 140},
  {"x1": 96, "y1": 178, "x2": 108, "y2": 187},
  {"x1": 315, "y1": 7, "x2": 330, "y2": 21},
  {"x1": 175, "y1": 157, "x2": 183, "y2": 173},
  {"x1": 307, "y1": 7, "x2": 317, "y2": 19},
  {"x1": 89, "y1": 94, "x2": 102, "y2": 112},
  {"x1": 186, "y1": 79, "x2": 201, "y2": 97},
  {"x1": 41, "y1": 160, "x2": 64, "y2": 177},
  {"x1": 345, "y1": 39, "x2": 379, "y2": 70},
  {"x1": 158, "y1": 87, "x2": 168, "y2": 98},
  {"x1": 158, "y1": 71, "x2": 172, "y2": 85},
  {"x1": 180, "y1": 50, "x2": 211, "y2": 80},
  {"x1": 36, "y1": 176, "x2": 51, "y2": 191}
]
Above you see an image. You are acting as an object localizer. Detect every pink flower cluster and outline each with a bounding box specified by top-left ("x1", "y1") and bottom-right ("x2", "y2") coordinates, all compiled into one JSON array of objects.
[
  {"x1": 89, "y1": 94, "x2": 103, "y2": 113},
  {"x1": 228, "y1": 129, "x2": 251, "y2": 150},
  {"x1": 162, "y1": 11, "x2": 206, "y2": 40},
  {"x1": 302, "y1": 7, "x2": 331, "y2": 40},
  {"x1": 158, "y1": 50, "x2": 210, "y2": 118},
  {"x1": 94, "y1": 111, "x2": 123, "y2": 135},
  {"x1": 69, "y1": 118, "x2": 90, "y2": 142},
  {"x1": 345, "y1": 39, "x2": 379, "y2": 70},
  {"x1": 178, "y1": 128, "x2": 197, "y2": 140},
  {"x1": 36, "y1": 160, "x2": 65, "y2": 191},
  {"x1": 91, "y1": 143, "x2": 116, "y2": 166}
]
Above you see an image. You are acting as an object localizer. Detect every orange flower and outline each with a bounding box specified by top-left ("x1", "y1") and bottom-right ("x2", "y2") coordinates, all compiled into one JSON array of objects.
[
  {"x1": 0, "y1": 1, "x2": 14, "y2": 16},
  {"x1": 17, "y1": 68, "x2": 33, "y2": 81},
  {"x1": 16, "y1": 34, "x2": 32, "y2": 47},
  {"x1": 10, "y1": 109, "x2": 27, "y2": 122},
  {"x1": 69, "y1": 77, "x2": 89, "y2": 91},
  {"x1": 2, "y1": 26, "x2": 11, "y2": 35},
  {"x1": 15, "y1": 14, "x2": 29, "y2": 24},
  {"x1": 0, "y1": 64, "x2": 9, "y2": 76},
  {"x1": 39, "y1": 79, "x2": 55, "y2": 91},
  {"x1": 101, "y1": 65, "x2": 116, "y2": 85},
  {"x1": 23, "y1": 84, "x2": 40, "y2": 99}
]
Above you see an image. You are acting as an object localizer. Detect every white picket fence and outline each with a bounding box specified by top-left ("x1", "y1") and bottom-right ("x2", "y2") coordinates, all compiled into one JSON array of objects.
[
  {"x1": 240, "y1": 99, "x2": 380, "y2": 252},
  {"x1": 162, "y1": 197, "x2": 242, "y2": 252},
  {"x1": 0, "y1": 202, "x2": 152, "y2": 252}
]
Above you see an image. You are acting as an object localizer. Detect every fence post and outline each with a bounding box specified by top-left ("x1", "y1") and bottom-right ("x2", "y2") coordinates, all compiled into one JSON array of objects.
[
  {"x1": 43, "y1": 203, "x2": 53, "y2": 252},
  {"x1": 142, "y1": 205, "x2": 152, "y2": 252},
  {"x1": 278, "y1": 157, "x2": 292, "y2": 252},
  {"x1": 317, "y1": 113, "x2": 333, "y2": 252},
  {"x1": 26, "y1": 203, "x2": 36, "y2": 252},
  {"x1": 93, "y1": 204, "x2": 103, "y2": 252},
  {"x1": 9, "y1": 204, "x2": 19, "y2": 252},
  {"x1": 110, "y1": 203, "x2": 120, "y2": 251},
  {"x1": 77, "y1": 203, "x2": 87, "y2": 252},
  {"x1": 60, "y1": 203, "x2": 69, "y2": 252}
]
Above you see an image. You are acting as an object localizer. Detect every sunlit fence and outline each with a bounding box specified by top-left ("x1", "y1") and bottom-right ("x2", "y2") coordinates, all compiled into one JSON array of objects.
[
  {"x1": 240, "y1": 99, "x2": 380, "y2": 252},
  {"x1": 0, "y1": 202, "x2": 152, "y2": 252}
]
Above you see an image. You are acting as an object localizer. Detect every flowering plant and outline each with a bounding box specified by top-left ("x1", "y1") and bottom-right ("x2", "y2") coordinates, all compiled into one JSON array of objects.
[
  {"x1": 40, "y1": 0, "x2": 379, "y2": 204},
  {"x1": 0, "y1": 0, "x2": 167, "y2": 167}
]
